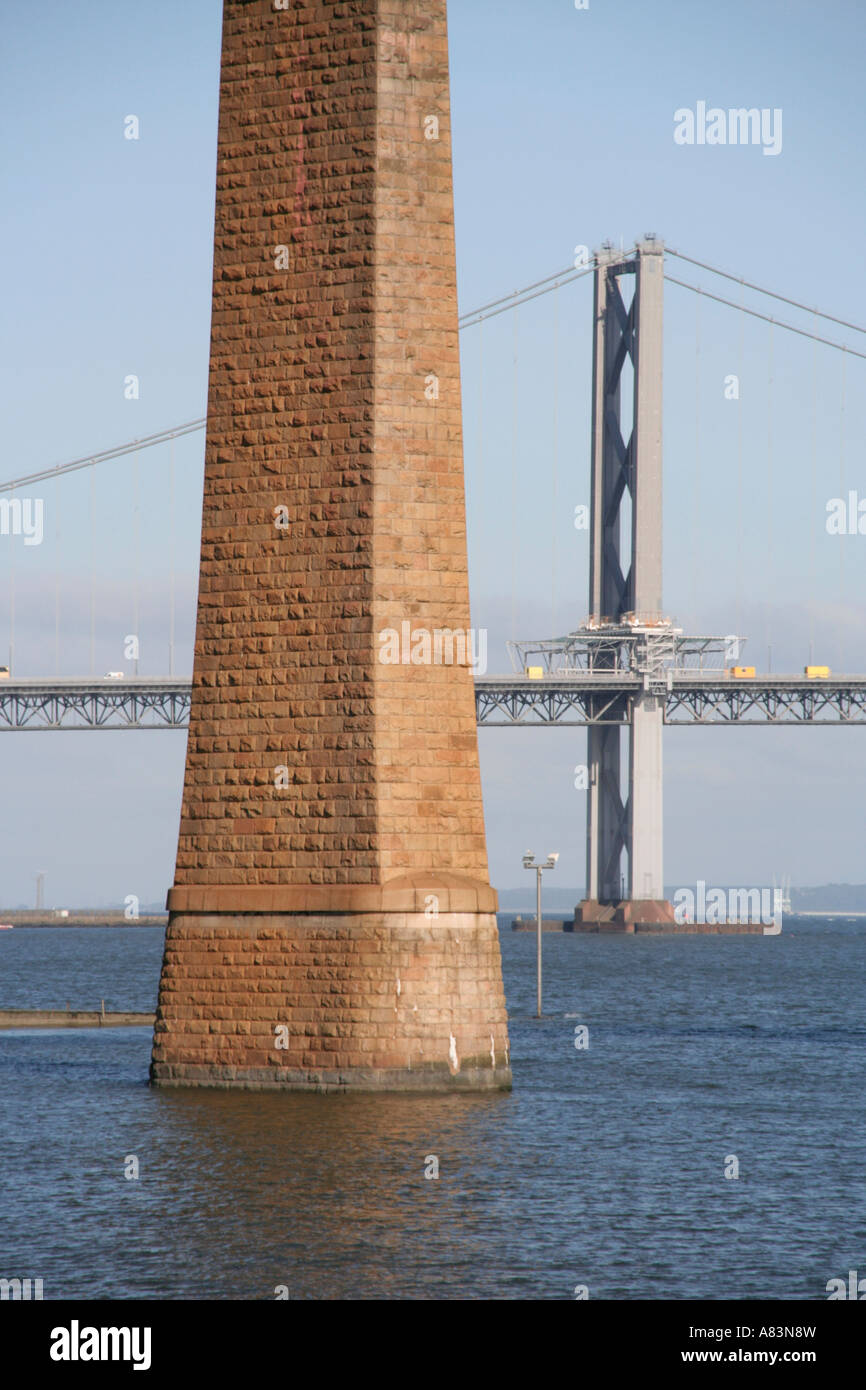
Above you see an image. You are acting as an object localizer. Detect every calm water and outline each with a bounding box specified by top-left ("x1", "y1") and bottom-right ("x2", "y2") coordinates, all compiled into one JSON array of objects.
[{"x1": 1, "y1": 919, "x2": 865, "y2": 1300}]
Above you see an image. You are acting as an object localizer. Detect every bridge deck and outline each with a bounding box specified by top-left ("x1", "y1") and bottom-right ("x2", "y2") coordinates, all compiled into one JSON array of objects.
[{"x1": 1, "y1": 675, "x2": 865, "y2": 729}]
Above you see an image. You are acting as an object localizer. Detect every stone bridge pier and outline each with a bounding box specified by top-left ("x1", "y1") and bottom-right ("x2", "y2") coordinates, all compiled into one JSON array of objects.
[{"x1": 150, "y1": 0, "x2": 510, "y2": 1091}]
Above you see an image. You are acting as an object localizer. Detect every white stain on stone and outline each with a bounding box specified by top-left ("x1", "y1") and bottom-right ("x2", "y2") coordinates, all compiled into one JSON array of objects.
[
  {"x1": 490, "y1": 1034, "x2": 496, "y2": 1068},
  {"x1": 448, "y1": 1033, "x2": 459, "y2": 1073},
  {"x1": 396, "y1": 976, "x2": 401, "y2": 996}
]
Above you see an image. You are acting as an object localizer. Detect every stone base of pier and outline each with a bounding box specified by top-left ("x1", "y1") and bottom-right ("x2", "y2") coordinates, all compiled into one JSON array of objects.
[{"x1": 150, "y1": 876, "x2": 511, "y2": 1093}]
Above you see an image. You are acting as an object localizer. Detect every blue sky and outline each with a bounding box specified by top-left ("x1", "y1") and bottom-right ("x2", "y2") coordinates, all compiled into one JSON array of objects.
[{"x1": 2, "y1": 0, "x2": 865, "y2": 905}]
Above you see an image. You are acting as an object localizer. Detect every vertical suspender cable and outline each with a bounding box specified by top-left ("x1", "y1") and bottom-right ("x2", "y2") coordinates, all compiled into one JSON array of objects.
[
  {"x1": 511, "y1": 307, "x2": 518, "y2": 641},
  {"x1": 169, "y1": 435, "x2": 176, "y2": 677},
  {"x1": 470, "y1": 320, "x2": 483, "y2": 611},
  {"x1": 839, "y1": 350, "x2": 847, "y2": 672},
  {"x1": 735, "y1": 290, "x2": 744, "y2": 647},
  {"x1": 89, "y1": 464, "x2": 95, "y2": 674},
  {"x1": 692, "y1": 292, "x2": 701, "y2": 630},
  {"x1": 766, "y1": 322, "x2": 774, "y2": 670},
  {"x1": 551, "y1": 284, "x2": 559, "y2": 637},
  {"x1": 54, "y1": 474, "x2": 60, "y2": 675},
  {"x1": 133, "y1": 448, "x2": 140, "y2": 675},
  {"x1": 809, "y1": 319, "x2": 817, "y2": 665},
  {"x1": 9, "y1": 488, "x2": 15, "y2": 673}
]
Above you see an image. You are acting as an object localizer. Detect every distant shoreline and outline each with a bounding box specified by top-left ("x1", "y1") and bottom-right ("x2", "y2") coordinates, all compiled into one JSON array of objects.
[{"x1": 795, "y1": 910, "x2": 866, "y2": 918}]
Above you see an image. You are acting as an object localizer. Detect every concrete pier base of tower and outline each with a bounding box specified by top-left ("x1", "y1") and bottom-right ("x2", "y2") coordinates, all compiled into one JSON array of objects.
[
  {"x1": 572, "y1": 899, "x2": 764, "y2": 934},
  {"x1": 573, "y1": 898, "x2": 678, "y2": 933},
  {"x1": 150, "y1": 875, "x2": 512, "y2": 1093}
]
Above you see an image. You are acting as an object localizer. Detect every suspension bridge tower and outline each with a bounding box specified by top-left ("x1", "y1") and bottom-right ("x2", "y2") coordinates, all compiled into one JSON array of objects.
[
  {"x1": 150, "y1": 0, "x2": 511, "y2": 1090},
  {"x1": 574, "y1": 239, "x2": 677, "y2": 930}
]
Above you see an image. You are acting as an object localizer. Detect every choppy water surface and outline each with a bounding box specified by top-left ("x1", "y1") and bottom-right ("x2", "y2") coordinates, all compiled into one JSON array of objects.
[{"x1": 1, "y1": 919, "x2": 865, "y2": 1299}]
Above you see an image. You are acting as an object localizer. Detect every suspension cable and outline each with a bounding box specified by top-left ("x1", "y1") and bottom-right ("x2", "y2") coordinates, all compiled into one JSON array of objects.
[
  {"x1": 458, "y1": 261, "x2": 599, "y2": 330},
  {"x1": 666, "y1": 247, "x2": 866, "y2": 338},
  {"x1": 665, "y1": 274, "x2": 866, "y2": 361},
  {"x1": 0, "y1": 419, "x2": 206, "y2": 494},
  {"x1": 8, "y1": 250, "x2": 865, "y2": 498}
]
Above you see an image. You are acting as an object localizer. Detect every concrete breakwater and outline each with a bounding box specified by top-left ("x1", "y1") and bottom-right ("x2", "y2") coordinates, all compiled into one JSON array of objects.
[
  {"x1": 0, "y1": 911, "x2": 167, "y2": 928},
  {"x1": 511, "y1": 917, "x2": 567, "y2": 932},
  {"x1": 0, "y1": 1009, "x2": 155, "y2": 1029},
  {"x1": 510, "y1": 915, "x2": 764, "y2": 934}
]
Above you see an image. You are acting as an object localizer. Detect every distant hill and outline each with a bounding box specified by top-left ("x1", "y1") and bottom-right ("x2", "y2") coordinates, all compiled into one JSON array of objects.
[{"x1": 789, "y1": 884, "x2": 866, "y2": 913}]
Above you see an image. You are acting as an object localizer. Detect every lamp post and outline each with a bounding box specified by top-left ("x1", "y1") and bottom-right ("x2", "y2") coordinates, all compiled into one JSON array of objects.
[{"x1": 522, "y1": 851, "x2": 559, "y2": 1018}]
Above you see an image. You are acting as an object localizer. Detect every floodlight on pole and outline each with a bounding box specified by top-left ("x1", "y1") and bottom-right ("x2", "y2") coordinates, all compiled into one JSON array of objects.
[{"x1": 522, "y1": 849, "x2": 558, "y2": 1018}]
